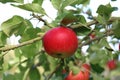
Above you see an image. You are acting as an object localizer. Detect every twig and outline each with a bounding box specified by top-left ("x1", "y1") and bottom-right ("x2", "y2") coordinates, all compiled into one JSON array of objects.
[
  {"x1": 78, "y1": 30, "x2": 113, "y2": 48},
  {"x1": 71, "y1": 17, "x2": 120, "y2": 28},
  {"x1": 0, "y1": 17, "x2": 119, "y2": 52},
  {"x1": 32, "y1": 13, "x2": 53, "y2": 28},
  {"x1": 0, "y1": 36, "x2": 43, "y2": 52}
]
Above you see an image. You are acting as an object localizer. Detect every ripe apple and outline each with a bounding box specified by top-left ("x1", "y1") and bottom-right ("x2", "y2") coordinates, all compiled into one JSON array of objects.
[
  {"x1": 119, "y1": 43, "x2": 120, "y2": 51},
  {"x1": 107, "y1": 60, "x2": 117, "y2": 70},
  {"x1": 42, "y1": 26, "x2": 78, "y2": 58},
  {"x1": 82, "y1": 63, "x2": 91, "y2": 72},
  {"x1": 90, "y1": 33, "x2": 95, "y2": 39},
  {"x1": 65, "y1": 70, "x2": 89, "y2": 80}
]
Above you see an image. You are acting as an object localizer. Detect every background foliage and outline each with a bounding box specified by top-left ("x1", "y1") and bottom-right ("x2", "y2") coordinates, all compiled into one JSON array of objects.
[{"x1": 0, "y1": 0, "x2": 120, "y2": 80}]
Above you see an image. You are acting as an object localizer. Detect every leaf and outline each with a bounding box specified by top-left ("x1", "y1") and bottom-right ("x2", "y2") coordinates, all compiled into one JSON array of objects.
[
  {"x1": 32, "y1": 0, "x2": 43, "y2": 6},
  {"x1": 97, "y1": 4, "x2": 115, "y2": 22},
  {"x1": 1, "y1": 15, "x2": 24, "y2": 36},
  {"x1": 60, "y1": 11, "x2": 79, "y2": 25},
  {"x1": 70, "y1": 0, "x2": 90, "y2": 6},
  {"x1": 19, "y1": 27, "x2": 41, "y2": 42},
  {"x1": 20, "y1": 42, "x2": 40, "y2": 58},
  {"x1": 0, "y1": 0, "x2": 23, "y2": 3},
  {"x1": 61, "y1": 0, "x2": 77, "y2": 9},
  {"x1": 12, "y1": 3, "x2": 46, "y2": 14},
  {"x1": 51, "y1": 0, "x2": 63, "y2": 10},
  {"x1": 3, "y1": 72, "x2": 24, "y2": 80},
  {"x1": 0, "y1": 57, "x2": 3, "y2": 70},
  {"x1": 51, "y1": 0, "x2": 77, "y2": 12},
  {"x1": 112, "y1": 20, "x2": 120, "y2": 39},
  {"x1": 90, "y1": 63, "x2": 104, "y2": 73},
  {"x1": 73, "y1": 26, "x2": 90, "y2": 35},
  {"x1": 14, "y1": 19, "x2": 33, "y2": 36},
  {"x1": 0, "y1": 31, "x2": 7, "y2": 47},
  {"x1": 29, "y1": 67, "x2": 40, "y2": 80}
]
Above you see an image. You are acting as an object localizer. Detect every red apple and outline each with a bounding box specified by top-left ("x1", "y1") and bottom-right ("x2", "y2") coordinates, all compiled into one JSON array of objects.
[
  {"x1": 65, "y1": 70, "x2": 89, "y2": 80},
  {"x1": 90, "y1": 33, "x2": 95, "y2": 39},
  {"x1": 119, "y1": 43, "x2": 120, "y2": 51},
  {"x1": 82, "y1": 63, "x2": 91, "y2": 72},
  {"x1": 107, "y1": 60, "x2": 117, "y2": 70},
  {"x1": 42, "y1": 26, "x2": 78, "y2": 58}
]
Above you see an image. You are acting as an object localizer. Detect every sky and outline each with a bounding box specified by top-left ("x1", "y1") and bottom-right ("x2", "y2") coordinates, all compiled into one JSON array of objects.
[{"x1": 0, "y1": 0, "x2": 120, "y2": 50}]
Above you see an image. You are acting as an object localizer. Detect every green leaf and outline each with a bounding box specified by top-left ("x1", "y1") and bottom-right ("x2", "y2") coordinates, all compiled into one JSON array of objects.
[
  {"x1": 12, "y1": 3, "x2": 46, "y2": 14},
  {"x1": 32, "y1": 0, "x2": 43, "y2": 6},
  {"x1": 3, "y1": 72, "x2": 24, "y2": 80},
  {"x1": 60, "y1": 11, "x2": 80, "y2": 25},
  {"x1": 0, "y1": 0, "x2": 23, "y2": 3},
  {"x1": 61, "y1": 0, "x2": 78, "y2": 9},
  {"x1": 19, "y1": 27, "x2": 41, "y2": 42},
  {"x1": 29, "y1": 67, "x2": 40, "y2": 80},
  {"x1": 14, "y1": 19, "x2": 33, "y2": 36},
  {"x1": 51, "y1": 0, "x2": 63, "y2": 10},
  {"x1": 73, "y1": 26, "x2": 90, "y2": 35},
  {"x1": 70, "y1": 0, "x2": 90, "y2": 6},
  {"x1": 97, "y1": 4, "x2": 115, "y2": 22},
  {"x1": 1, "y1": 15, "x2": 24, "y2": 36},
  {"x1": 112, "y1": 20, "x2": 120, "y2": 39},
  {"x1": 0, "y1": 57, "x2": 3, "y2": 70},
  {"x1": 51, "y1": 0, "x2": 77, "y2": 12},
  {"x1": 90, "y1": 63, "x2": 104, "y2": 73},
  {"x1": 20, "y1": 42, "x2": 40, "y2": 58},
  {"x1": 0, "y1": 31, "x2": 7, "y2": 47}
]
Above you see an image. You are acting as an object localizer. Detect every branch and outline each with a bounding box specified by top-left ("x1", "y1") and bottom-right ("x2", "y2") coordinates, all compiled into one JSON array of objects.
[
  {"x1": 71, "y1": 17, "x2": 120, "y2": 28},
  {"x1": 78, "y1": 30, "x2": 113, "y2": 48},
  {"x1": 0, "y1": 17, "x2": 119, "y2": 52},
  {"x1": 0, "y1": 36, "x2": 43, "y2": 52},
  {"x1": 32, "y1": 13, "x2": 53, "y2": 28}
]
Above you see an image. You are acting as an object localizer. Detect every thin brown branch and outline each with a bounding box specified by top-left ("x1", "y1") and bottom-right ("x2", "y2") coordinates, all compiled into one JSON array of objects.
[
  {"x1": 32, "y1": 13, "x2": 53, "y2": 28},
  {"x1": 78, "y1": 30, "x2": 113, "y2": 48},
  {"x1": 0, "y1": 36, "x2": 43, "y2": 52},
  {"x1": 71, "y1": 17, "x2": 120, "y2": 28}
]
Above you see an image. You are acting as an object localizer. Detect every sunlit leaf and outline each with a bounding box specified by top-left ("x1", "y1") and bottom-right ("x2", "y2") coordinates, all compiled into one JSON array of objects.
[
  {"x1": 12, "y1": 3, "x2": 46, "y2": 14},
  {"x1": 112, "y1": 20, "x2": 120, "y2": 39},
  {"x1": 19, "y1": 27, "x2": 41, "y2": 42},
  {"x1": 1, "y1": 15, "x2": 24, "y2": 36},
  {"x1": 32, "y1": 0, "x2": 43, "y2": 6},
  {"x1": 0, "y1": 0, "x2": 23, "y2": 3}
]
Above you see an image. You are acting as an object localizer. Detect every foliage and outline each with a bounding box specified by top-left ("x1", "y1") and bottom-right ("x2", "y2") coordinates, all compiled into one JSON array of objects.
[{"x1": 0, "y1": 0, "x2": 120, "y2": 80}]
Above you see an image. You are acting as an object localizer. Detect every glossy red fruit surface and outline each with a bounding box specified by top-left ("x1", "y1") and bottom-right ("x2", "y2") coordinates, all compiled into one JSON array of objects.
[
  {"x1": 65, "y1": 70, "x2": 89, "y2": 80},
  {"x1": 107, "y1": 60, "x2": 117, "y2": 70},
  {"x1": 42, "y1": 26, "x2": 78, "y2": 58}
]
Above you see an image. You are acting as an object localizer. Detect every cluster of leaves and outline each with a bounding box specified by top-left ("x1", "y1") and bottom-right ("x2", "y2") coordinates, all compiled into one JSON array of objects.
[{"x1": 0, "y1": 0, "x2": 120, "y2": 80}]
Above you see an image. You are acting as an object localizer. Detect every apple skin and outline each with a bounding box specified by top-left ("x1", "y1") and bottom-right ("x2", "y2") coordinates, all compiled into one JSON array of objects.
[
  {"x1": 107, "y1": 60, "x2": 117, "y2": 70},
  {"x1": 82, "y1": 63, "x2": 91, "y2": 72},
  {"x1": 42, "y1": 26, "x2": 78, "y2": 58},
  {"x1": 65, "y1": 70, "x2": 89, "y2": 80},
  {"x1": 90, "y1": 34, "x2": 95, "y2": 39}
]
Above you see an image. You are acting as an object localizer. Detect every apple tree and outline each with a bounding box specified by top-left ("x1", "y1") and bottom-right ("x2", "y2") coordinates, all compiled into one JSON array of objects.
[{"x1": 0, "y1": 0, "x2": 120, "y2": 80}]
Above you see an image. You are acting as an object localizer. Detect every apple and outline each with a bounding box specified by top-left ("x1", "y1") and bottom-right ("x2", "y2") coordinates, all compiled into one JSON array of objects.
[
  {"x1": 82, "y1": 63, "x2": 91, "y2": 72},
  {"x1": 42, "y1": 26, "x2": 78, "y2": 58},
  {"x1": 90, "y1": 33, "x2": 95, "y2": 39},
  {"x1": 65, "y1": 70, "x2": 89, "y2": 80},
  {"x1": 107, "y1": 60, "x2": 117, "y2": 70},
  {"x1": 119, "y1": 43, "x2": 120, "y2": 51}
]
